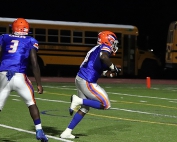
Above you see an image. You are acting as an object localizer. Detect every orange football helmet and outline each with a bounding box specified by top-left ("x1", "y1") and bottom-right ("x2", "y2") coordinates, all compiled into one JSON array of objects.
[
  {"x1": 97, "y1": 31, "x2": 118, "y2": 55},
  {"x1": 12, "y1": 18, "x2": 29, "y2": 35}
]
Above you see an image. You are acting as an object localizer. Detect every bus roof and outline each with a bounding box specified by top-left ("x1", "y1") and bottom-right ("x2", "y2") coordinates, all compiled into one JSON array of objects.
[{"x1": 0, "y1": 17, "x2": 136, "y2": 30}]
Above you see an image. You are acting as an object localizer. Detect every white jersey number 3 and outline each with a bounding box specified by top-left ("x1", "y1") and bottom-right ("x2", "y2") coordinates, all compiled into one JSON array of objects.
[{"x1": 8, "y1": 40, "x2": 19, "y2": 53}]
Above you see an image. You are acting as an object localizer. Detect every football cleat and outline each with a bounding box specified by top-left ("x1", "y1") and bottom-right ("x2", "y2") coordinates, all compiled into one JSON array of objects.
[
  {"x1": 36, "y1": 129, "x2": 48, "y2": 142},
  {"x1": 69, "y1": 94, "x2": 81, "y2": 116},
  {"x1": 60, "y1": 131, "x2": 75, "y2": 139}
]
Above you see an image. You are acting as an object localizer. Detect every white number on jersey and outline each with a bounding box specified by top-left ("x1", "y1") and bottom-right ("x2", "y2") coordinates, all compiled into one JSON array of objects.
[{"x1": 8, "y1": 40, "x2": 19, "y2": 53}]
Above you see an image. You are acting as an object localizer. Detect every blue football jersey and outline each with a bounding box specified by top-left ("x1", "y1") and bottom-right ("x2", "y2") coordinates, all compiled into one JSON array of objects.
[
  {"x1": 0, "y1": 34, "x2": 38, "y2": 73},
  {"x1": 77, "y1": 44, "x2": 111, "y2": 83}
]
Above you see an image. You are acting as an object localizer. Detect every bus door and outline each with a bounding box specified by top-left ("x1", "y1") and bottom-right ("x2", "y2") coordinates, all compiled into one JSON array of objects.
[
  {"x1": 166, "y1": 22, "x2": 177, "y2": 68},
  {"x1": 123, "y1": 35, "x2": 136, "y2": 76}
]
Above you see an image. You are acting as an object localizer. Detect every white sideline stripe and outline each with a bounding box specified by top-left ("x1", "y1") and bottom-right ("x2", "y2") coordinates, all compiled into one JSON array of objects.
[
  {"x1": 12, "y1": 99, "x2": 20, "y2": 101},
  {"x1": 169, "y1": 101, "x2": 177, "y2": 103},
  {"x1": 35, "y1": 98, "x2": 70, "y2": 104},
  {"x1": 0, "y1": 124, "x2": 73, "y2": 142},
  {"x1": 111, "y1": 108, "x2": 177, "y2": 118},
  {"x1": 10, "y1": 95, "x2": 70, "y2": 103},
  {"x1": 43, "y1": 85, "x2": 177, "y2": 101},
  {"x1": 10, "y1": 94, "x2": 177, "y2": 119},
  {"x1": 108, "y1": 92, "x2": 177, "y2": 101}
]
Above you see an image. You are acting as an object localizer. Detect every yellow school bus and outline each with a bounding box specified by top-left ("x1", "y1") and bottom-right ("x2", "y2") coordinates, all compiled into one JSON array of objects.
[
  {"x1": 0, "y1": 17, "x2": 161, "y2": 77},
  {"x1": 164, "y1": 21, "x2": 177, "y2": 78},
  {"x1": 166, "y1": 21, "x2": 177, "y2": 68}
]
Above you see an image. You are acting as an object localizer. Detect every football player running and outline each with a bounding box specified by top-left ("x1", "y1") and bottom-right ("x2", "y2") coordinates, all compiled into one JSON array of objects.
[
  {"x1": 0, "y1": 18, "x2": 48, "y2": 142},
  {"x1": 60, "y1": 31, "x2": 121, "y2": 139}
]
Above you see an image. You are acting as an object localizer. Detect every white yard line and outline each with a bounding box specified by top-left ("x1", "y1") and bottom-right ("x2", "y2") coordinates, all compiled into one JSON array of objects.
[
  {"x1": 110, "y1": 108, "x2": 177, "y2": 118},
  {"x1": 43, "y1": 85, "x2": 177, "y2": 101},
  {"x1": 108, "y1": 92, "x2": 177, "y2": 101},
  {"x1": 0, "y1": 124, "x2": 74, "y2": 142},
  {"x1": 10, "y1": 94, "x2": 177, "y2": 119}
]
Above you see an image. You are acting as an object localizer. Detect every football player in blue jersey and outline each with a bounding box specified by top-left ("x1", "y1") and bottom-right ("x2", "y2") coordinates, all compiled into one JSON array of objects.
[
  {"x1": 60, "y1": 31, "x2": 121, "y2": 139},
  {"x1": 0, "y1": 18, "x2": 48, "y2": 142}
]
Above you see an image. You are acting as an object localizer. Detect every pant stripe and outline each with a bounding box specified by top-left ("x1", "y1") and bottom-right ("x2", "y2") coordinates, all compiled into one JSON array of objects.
[
  {"x1": 23, "y1": 74, "x2": 36, "y2": 104},
  {"x1": 86, "y1": 82, "x2": 109, "y2": 108}
]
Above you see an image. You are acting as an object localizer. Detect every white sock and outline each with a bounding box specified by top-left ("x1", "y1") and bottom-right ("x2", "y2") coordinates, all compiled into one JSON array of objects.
[
  {"x1": 35, "y1": 124, "x2": 42, "y2": 130},
  {"x1": 65, "y1": 128, "x2": 72, "y2": 133},
  {"x1": 74, "y1": 95, "x2": 83, "y2": 104},
  {"x1": 78, "y1": 98, "x2": 83, "y2": 104}
]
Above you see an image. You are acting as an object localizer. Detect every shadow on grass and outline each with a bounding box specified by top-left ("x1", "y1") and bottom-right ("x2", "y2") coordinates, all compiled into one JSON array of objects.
[
  {"x1": 0, "y1": 139, "x2": 16, "y2": 142},
  {"x1": 0, "y1": 132, "x2": 33, "y2": 142},
  {"x1": 31, "y1": 126, "x2": 61, "y2": 136},
  {"x1": 32, "y1": 126, "x2": 88, "y2": 139},
  {"x1": 34, "y1": 124, "x2": 130, "y2": 139},
  {"x1": 87, "y1": 124, "x2": 131, "y2": 135}
]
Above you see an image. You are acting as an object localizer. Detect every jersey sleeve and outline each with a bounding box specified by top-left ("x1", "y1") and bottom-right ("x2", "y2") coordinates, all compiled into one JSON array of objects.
[
  {"x1": 0, "y1": 35, "x2": 3, "y2": 45},
  {"x1": 30, "y1": 37, "x2": 39, "y2": 51}
]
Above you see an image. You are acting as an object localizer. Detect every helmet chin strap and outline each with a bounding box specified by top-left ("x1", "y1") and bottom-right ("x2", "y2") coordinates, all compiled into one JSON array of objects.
[{"x1": 14, "y1": 32, "x2": 28, "y2": 35}]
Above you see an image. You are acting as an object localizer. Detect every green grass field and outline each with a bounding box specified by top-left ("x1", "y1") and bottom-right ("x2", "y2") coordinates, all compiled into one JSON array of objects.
[{"x1": 1, "y1": 81, "x2": 177, "y2": 142}]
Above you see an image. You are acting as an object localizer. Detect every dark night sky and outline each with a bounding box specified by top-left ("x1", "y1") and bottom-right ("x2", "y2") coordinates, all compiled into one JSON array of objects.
[{"x1": 1, "y1": 0, "x2": 177, "y2": 63}]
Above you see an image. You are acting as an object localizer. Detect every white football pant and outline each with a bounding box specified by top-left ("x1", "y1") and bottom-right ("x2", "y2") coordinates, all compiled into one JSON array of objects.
[
  {"x1": 75, "y1": 75, "x2": 111, "y2": 113},
  {"x1": 0, "y1": 72, "x2": 36, "y2": 110}
]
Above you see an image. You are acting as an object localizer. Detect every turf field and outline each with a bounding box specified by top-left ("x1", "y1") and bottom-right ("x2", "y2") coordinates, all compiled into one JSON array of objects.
[{"x1": 0, "y1": 78, "x2": 177, "y2": 142}]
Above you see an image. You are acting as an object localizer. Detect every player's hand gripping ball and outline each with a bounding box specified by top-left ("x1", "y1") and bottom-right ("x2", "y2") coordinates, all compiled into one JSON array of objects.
[{"x1": 103, "y1": 70, "x2": 117, "y2": 77}]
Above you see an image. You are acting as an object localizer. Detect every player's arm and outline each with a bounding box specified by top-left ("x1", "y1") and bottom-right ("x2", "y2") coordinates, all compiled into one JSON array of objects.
[
  {"x1": 0, "y1": 46, "x2": 2, "y2": 62},
  {"x1": 0, "y1": 35, "x2": 2, "y2": 62},
  {"x1": 100, "y1": 51, "x2": 121, "y2": 74},
  {"x1": 30, "y1": 49, "x2": 43, "y2": 94},
  {"x1": 100, "y1": 51, "x2": 112, "y2": 67}
]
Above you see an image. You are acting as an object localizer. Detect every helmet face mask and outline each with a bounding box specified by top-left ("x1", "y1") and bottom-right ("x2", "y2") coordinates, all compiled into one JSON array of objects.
[
  {"x1": 112, "y1": 40, "x2": 118, "y2": 54},
  {"x1": 97, "y1": 31, "x2": 119, "y2": 54},
  {"x1": 12, "y1": 18, "x2": 29, "y2": 35}
]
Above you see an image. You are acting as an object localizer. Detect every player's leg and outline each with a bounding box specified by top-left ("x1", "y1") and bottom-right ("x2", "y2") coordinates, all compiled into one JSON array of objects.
[
  {"x1": 60, "y1": 89, "x2": 89, "y2": 139},
  {"x1": 70, "y1": 75, "x2": 111, "y2": 113},
  {"x1": 82, "y1": 83, "x2": 111, "y2": 109},
  {"x1": 0, "y1": 72, "x2": 12, "y2": 111},
  {"x1": 14, "y1": 74, "x2": 48, "y2": 142},
  {"x1": 61, "y1": 75, "x2": 111, "y2": 139}
]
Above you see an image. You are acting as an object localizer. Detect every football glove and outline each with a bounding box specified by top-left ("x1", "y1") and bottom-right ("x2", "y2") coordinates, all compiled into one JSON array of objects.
[{"x1": 109, "y1": 64, "x2": 121, "y2": 74}]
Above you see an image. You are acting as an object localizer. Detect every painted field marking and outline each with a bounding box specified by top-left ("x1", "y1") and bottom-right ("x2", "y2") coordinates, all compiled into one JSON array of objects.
[
  {"x1": 43, "y1": 85, "x2": 177, "y2": 101},
  {"x1": 9, "y1": 84, "x2": 177, "y2": 128},
  {"x1": 10, "y1": 94, "x2": 177, "y2": 119},
  {"x1": 110, "y1": 107, "x2": 177, "y2": 118},
  {"x1": 87, "y1": 112, "x2": 177, "y2": 127},
  {"x1": 0, "y1": 124, "x2": 74, "y2": 142},
  {"x1": 108, "y1": 92, "x2": 177, "y2": 101},
  {"x1": 12, "y1": 99, "x2": 20, "y2": 101}
]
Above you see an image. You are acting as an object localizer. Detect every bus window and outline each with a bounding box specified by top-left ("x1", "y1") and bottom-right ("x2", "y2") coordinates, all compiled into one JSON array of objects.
[
  {"x1": 48, "y1": 29, "x2": 58, "y2": 43},
  {"x1": 35, "y1": 28, "x2": 46, "y2": 42},
  {"x1": 115, "y1": 33, "x2": 122, "y2": 48},
  {"x1": 85, "y1": 31, "x2": 98, "y2": 45},
  {"x1": 60, "y1": 30, "x2": 71, "y2": 43},
  {"x1": 123, "y1": 35, "x2": 136, "y2": 75},
  {"x1": 167, "y1": 30, "x2": 173, "y2": 43},
  {"x1": 29, "y1": 28, "x2": 33, "y2": 36},
  {"x1": 0, "y1": 27, "x2": 6, "y2": 34},
  {"x1": 8, "y1": 26, "x2": 12, "y2": 33},
  {"x1": 73, "y1": 31, "x2": 82, "y2": 43}
]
